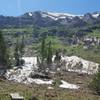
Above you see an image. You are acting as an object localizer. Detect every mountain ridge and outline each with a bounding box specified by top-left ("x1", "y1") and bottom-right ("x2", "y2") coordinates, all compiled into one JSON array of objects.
[{"x1": 0, "y1": 11, "x2": 100, "y2": 28}]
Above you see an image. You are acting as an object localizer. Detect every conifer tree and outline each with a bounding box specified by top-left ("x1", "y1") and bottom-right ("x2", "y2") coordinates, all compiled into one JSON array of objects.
[
  {"x1": 55, "y1": 50, "x2": 61, "y2": 62},
  {"x1": 19, "y1": 35, "x2": 25, "y2": 58},
  {"x1": 14, "y1": 35, "x2": 25, "y2": 66},
  {"x1": 0, "y1": 30, "x2": 10, "y2": 68},
  {"x1": 54, "y1": 49, "x2": 62, "y2": 69},
  {"x1": 41, "y1": 36, "x2": 46, "y2": 64},
  {"x1": 14, "y1": 38, "x2": 20, "y2": 66},
  {"x1": 47, "y1": 41, "x2": 52, "y2": 65}
]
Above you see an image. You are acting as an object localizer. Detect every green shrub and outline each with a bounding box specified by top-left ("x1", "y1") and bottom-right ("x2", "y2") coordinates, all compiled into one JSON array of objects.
[{"x1": 90, "y1": 66, "x2": 100, "y2": 95}]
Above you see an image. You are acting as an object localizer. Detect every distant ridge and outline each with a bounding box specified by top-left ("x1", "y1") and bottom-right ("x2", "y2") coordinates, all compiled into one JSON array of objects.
[{"x1": 0, "y1": 11, "x2": 100, "y2": 28}]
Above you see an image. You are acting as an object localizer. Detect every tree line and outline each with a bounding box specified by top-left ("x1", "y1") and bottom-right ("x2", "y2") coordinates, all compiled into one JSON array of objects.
[{"x1": 0, "y1": 30, "x2": 25, "y2": 69}]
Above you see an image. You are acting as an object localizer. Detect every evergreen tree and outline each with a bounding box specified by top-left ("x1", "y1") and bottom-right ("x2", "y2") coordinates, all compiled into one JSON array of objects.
[
  {"x1": 14, "y1": 35, "x2": 25, "y2": 66},
  {"x1": 14, "y1": 38, "x2": 20, "y2": 66},
  {"x1": 39, "y1": 36, "x2": 53, "y2": 72},
  {"x1": 41, "y1": 36, "x2": 46, "y2": 64},
  {"x1": 47, "y1": 41, "x2": 52, "y2": 65},
  {"x1": 0, "y1": 30, "x2": 10, "y2": 68},
  {"x1": 55, "y1": 50, "x2": 61, "y2": 62},
  {"x1": 54, "y1": 49, "x2": 62, "y2": 69},
  {"x1": 19, "y1": 35, "x2": 25, "y2": 58}
]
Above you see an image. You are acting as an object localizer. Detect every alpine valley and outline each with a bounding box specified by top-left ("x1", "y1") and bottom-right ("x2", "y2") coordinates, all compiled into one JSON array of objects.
[{"x1": 0, "y1": 11, "x2": 100, "y2": 100}]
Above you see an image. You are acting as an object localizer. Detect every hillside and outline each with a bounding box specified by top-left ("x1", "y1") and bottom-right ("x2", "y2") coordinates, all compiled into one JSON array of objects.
[
  {"x1": 0, "y1": 11, "x2": 100, "y2": 100},
  {"x1": 2, "y1": 26, "x2": 100, "y2": 64}
]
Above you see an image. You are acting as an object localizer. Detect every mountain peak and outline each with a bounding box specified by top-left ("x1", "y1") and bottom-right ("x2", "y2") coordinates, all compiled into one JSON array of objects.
[
  {"x1": 40, "y1": 11, "x2": 82, "y2": 20},
  {"x1": 22, "y1": 11, "x2": 83, "y2": 20}
]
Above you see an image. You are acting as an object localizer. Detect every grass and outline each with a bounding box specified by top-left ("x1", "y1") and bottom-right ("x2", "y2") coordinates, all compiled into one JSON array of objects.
[
  {"x1": 65, "y1": 45, "x2": 100, "y2": 64},
  {"x1": 23, "y1": 35, "x2": 100, "y2": 65},
  {"x1": 2, "y1": 27, "x2": 100, "y2": 64},
  {"x1": 2, "y1": 27, "x2": 34, "y2": 35},
  {"x1": 31, "y1": 36, "x2": 100, "y2": 64},
  {"x1": 88, "y1": 29, "x2": 100, "y2": 38},
  {"x1": 0, "y1": 80, "x2": 33, "y2": 100}
]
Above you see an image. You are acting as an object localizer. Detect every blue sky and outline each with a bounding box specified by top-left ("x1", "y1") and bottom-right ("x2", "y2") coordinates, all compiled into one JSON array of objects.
[{"x1": 0, "y1": 0, "x2": 100, "y2": 16}]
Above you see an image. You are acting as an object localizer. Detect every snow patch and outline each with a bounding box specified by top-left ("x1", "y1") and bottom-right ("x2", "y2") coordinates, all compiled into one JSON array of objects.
[
  {"x1": 32, "y1": 79, "x2": 53, "y2": 85},
  {"x1": 46, "y1": 12, "x2": 78, "y2": 17},
  {"x1": 5, "y1": 56, "x2": 99, "y2": 85},
  {"x1": 92, "y1": 13, "x2": 99, "y2": 18},
  {"x1": 61, "y1": 56, "x2": 99, "y2": 74},
  {"x1": 29, "y1": 12, "x2": 33, "y2": 16},
  {"x1": 42, "y1": 11, "x2": 82, "y2": 20},
  {"x1": 24, "y1": 78, "x2": 53, "y2": 85},
  {"x1": 59, "y1": 80, "x2": 79, "y2": 89},
  {"x1": 5, "y1": 57, "x2": 53, "y2": 85}
]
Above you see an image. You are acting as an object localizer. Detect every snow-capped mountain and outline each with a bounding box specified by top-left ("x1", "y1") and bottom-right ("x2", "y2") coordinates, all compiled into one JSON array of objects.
[
  {"x1": 41, "y1": 11, "x2": 80, "y2": 20},
  {"x1": 26, "y1": 11, "x2": 82, "y2": 20},
  {"x1": 20, "y1": 11, "x2": 100, "y2": 26},
  {"x1": 25, "y1": 11, "x2": 100, "y2": 21},
  {"x1": 0, "y1": 11, "x2": 100, "y2": 28}
]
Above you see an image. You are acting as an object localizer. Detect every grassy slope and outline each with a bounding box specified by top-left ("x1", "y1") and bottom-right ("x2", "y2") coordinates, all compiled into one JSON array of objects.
[
  {"x1": 88, "y1": 29, "x2": 100, "y2": 38},
  {"x1": 1, "y1": 27, "x2": 100, "y2": 63},
  {"x1": 32, "y1": 36, "x2": 100, "y2": 64},
  {"x1": 0, "y1": 72, "x2": 100, "y2": 100}
]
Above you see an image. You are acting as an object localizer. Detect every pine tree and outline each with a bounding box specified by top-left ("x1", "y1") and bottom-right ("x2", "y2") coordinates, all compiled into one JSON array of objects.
[
  {"x1": 0, "y1": 30, "x2": 10, "y2": 68},
  {"x1": 14, "y1": 35, "x2": 25, "y2": 66},
  {"x1": 55, "y1": 50, "x2": 61, "y2": 62},
  {"x1": 14, "y1": 38, "x2": 20, "y2": 66},
  {"x1": 47, "y1": 41, "x2": 52, "y2": 65},
  {"x1": 19, "y1": 35, "x2": 25, "y2": 58},
  {"x1": 39, "y1": 36, "x2": 53, "y2": 72},
  {"x1": 54, "y1": 49, "x2": 62, "y2": 69},
  {"x1": 41, "y1": 36, "x2": 46, "y2": 64}
]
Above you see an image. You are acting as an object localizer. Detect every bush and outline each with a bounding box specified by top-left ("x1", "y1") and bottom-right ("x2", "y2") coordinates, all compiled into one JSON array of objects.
[
  {"x1": 53, "y1": 79, "x2": 62, "y2": 87},
  {"x1": 20, "y1": 59, "x2": 25, "y2": 66},
  {"x1": 29, "y1": 96, "x2": 38, "y2": 100},
  {"x1": 90, "y1": 66, "x2": 100, "y2": 95}
]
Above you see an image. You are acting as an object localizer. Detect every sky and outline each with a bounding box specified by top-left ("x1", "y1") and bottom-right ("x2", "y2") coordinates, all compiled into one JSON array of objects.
[{"x1": 0, "y1": 0, "x2": 100, "y2": 16}]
